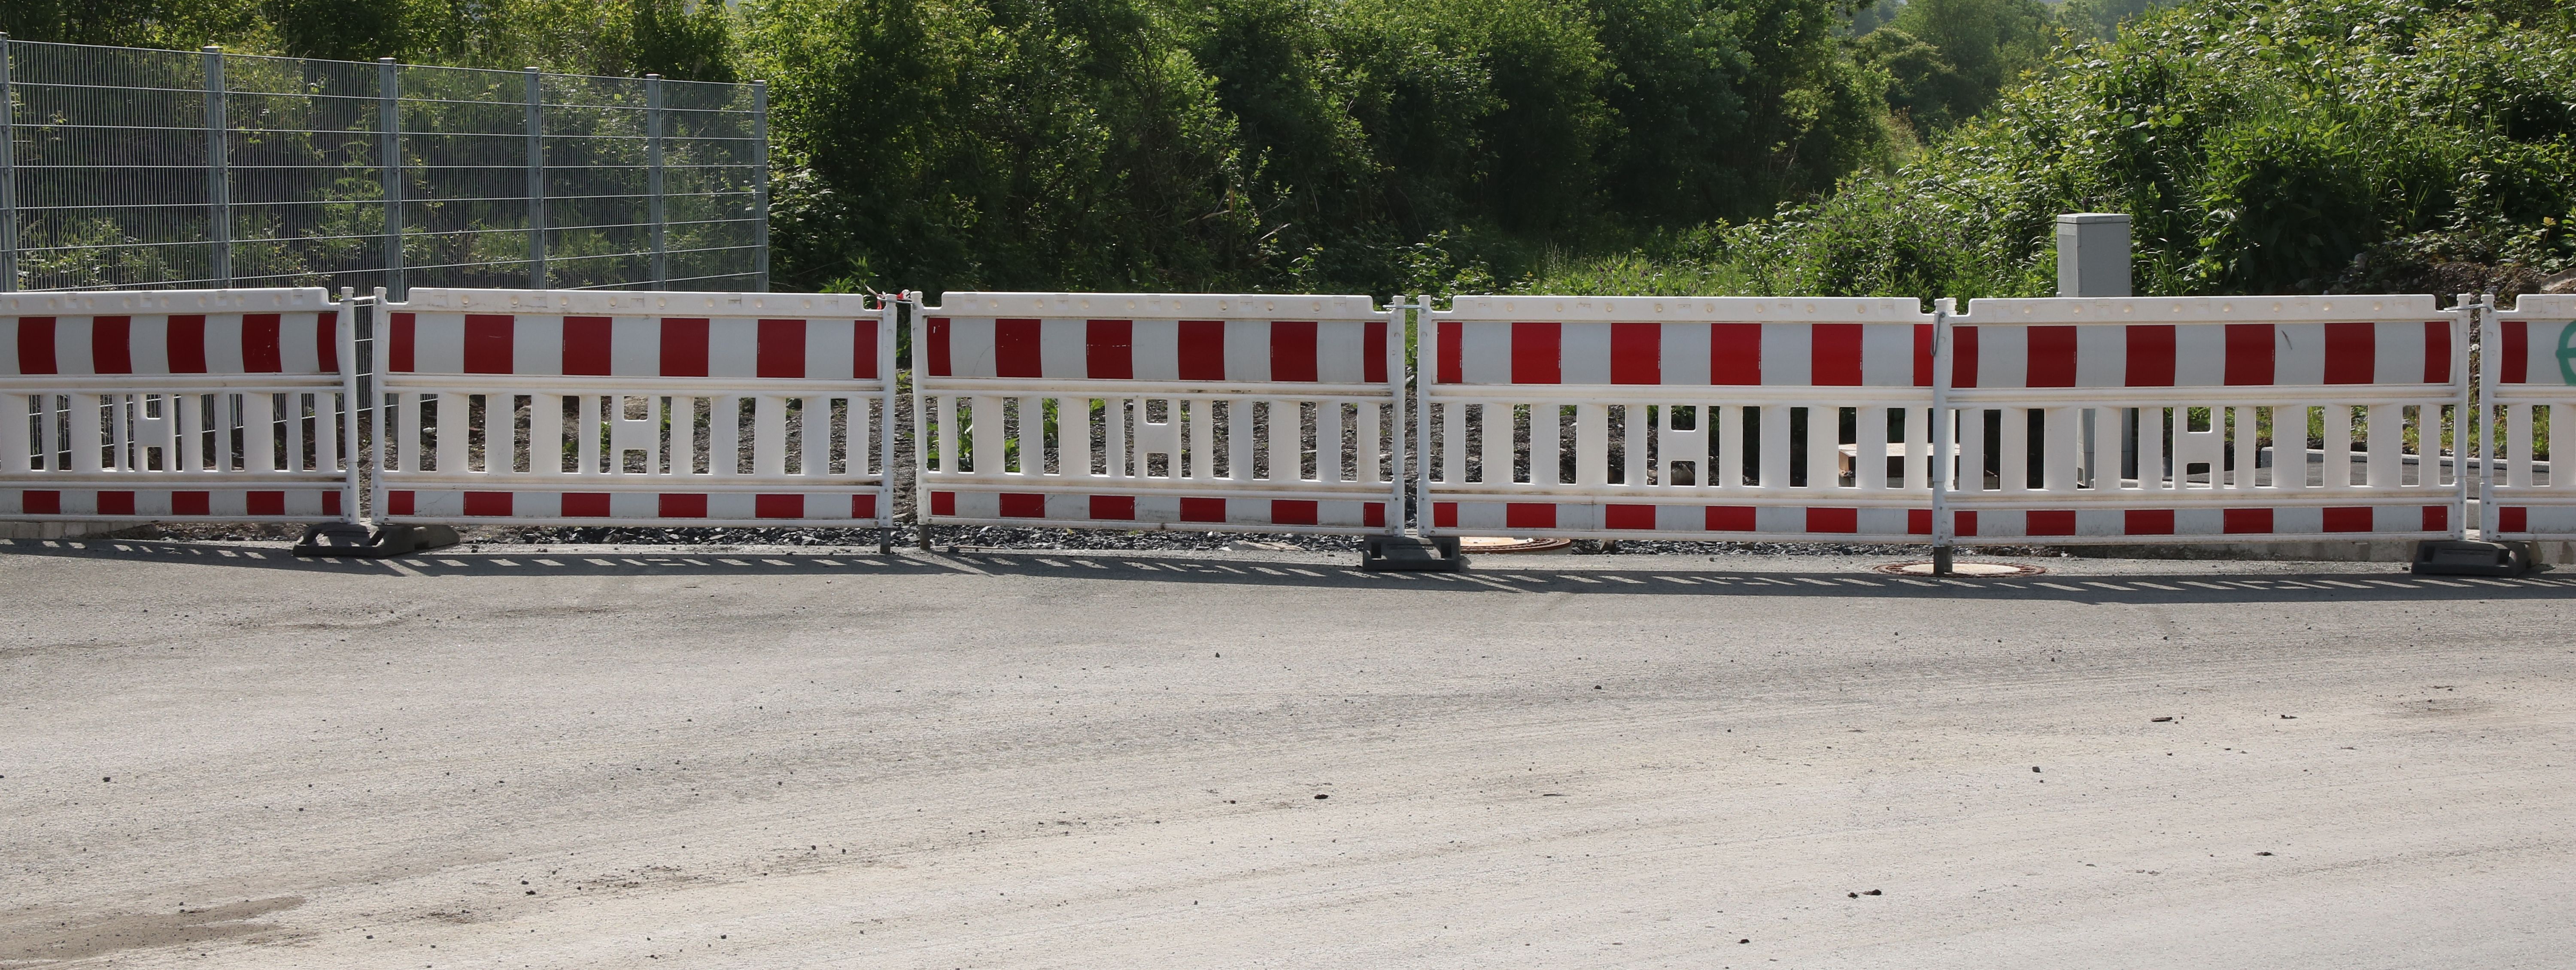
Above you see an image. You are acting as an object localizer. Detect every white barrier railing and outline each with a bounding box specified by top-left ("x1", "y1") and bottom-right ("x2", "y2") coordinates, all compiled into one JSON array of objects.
[
  {"x1": 2482, "y1": 294, "x2": 2571, "y2": 539},
  {"x1": 1939, "y1": 295, "x2": 2469, "y2": 543},
  {"x1": 1, "y1": 288, "x2": 358, "y2": 521},
  {"x1": 372, "y1": 288, "x2": 897, "y2": 530},
  {"x1": 1419, "y1": 295, "x2": 1939, "y2": 540},
  {"x1": 911, "y1": 292, "x2": 1406, "y2": 535}
]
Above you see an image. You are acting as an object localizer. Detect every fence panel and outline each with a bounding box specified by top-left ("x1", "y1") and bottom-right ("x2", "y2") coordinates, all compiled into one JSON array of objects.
[
  {"x1": 1419, "y1": 295, "x2": 1939, "y2": 541},
  {"x1": 1, "y1": 287, "x2": 358, "y2": 520},
  {"x1": 372, "y1": 288, "x2": 893, "y2": 529},
  {"x1": 912, "y1": 292, "x2": 1406, "y2": 535},
  {"x1": 2482, "y1": 294, "x2": 2570, "y2": 540},
  {"x1": 1941, "y1": 295, "x2": 2467, "y2": 543}
]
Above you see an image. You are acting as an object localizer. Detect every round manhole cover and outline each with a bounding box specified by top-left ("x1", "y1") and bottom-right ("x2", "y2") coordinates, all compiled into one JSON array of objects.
[
  {"x1": 1457, "y1": 536, "x2": 1576, "y2": 555},
  {"x1": 1874, "y1": 560, "x2": 2045, "y2": 577}
]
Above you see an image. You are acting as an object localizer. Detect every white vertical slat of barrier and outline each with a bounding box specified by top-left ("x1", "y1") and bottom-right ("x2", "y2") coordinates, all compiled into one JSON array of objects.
[
  {"x1": 2042, "y1": 406, "x2": 2078, "y2": 492},
  {"x1": 1718, "y1": 404, "x2": 1746, "y2": 489},
  {"x1": 1759, "y1": 405, "x2": 1790, "y2": 489},
  {"x1": 70, "y1": 392, "x2": 103, "y2": 474},
  {"x1": 2137, "y1": 406, "x2": 2166, "y2": 493},
  {"x1": 1621, "y1": 405, "x2": 1647, "y2": 488},
  {"x1": 1805, "y1": 404, "x2": 1838, "y2": 491},
  {"x1": 0, "y1": 392, "x2": 26, "y2": 474},
  {"x1": 1574, "y1": 403, "x2": 1607, "y2": 486},
  {"x1": 2232, "y1": 406, "x2": 2261, "y2": 489},
  {"x1": 1855, "y1": 406, "x2": 1887, "y2": 490}
]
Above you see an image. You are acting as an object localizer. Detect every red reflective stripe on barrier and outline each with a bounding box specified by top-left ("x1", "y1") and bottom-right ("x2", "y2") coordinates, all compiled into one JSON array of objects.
[
  {"x1": 323, "y1": 491, "x2": 342, "y2": 516},
  {"x1": 463, "y1": 315, "x2": 514, "y2": 374},
  {"x1": 175, "y1": 491, "x2": 213, "y2": 515},
  {"x1": 2423, "y1": 321, "x2": 2450, "y2": 383},
  {"x1": 247, "y1": 491, "x2": 286, "y2": 516},
  {"x1": 1955, "y1": 510, "x2": 1978, "y2": 536},
  {"x1": 1181, "y1": 497, "x2": 1226, "y2": 522},
  {"x1": 463, "y1": 491, "x2": 513, "y2": 517},
  {"x1": 1271, "y1": 322, "x2": 1318, "y2": 382},
  {"x1": 999, "y1": 493, "x2": 1047, "y2": 518},
  {"x1": 24, "y1": 490, "x2": 61, "y2": 514},
  {"x1": 97, "y1": 491, "x2": 137, "y2": 515},
  {"x1": 2027, "y1": 510, "x2": 2075, "y2": 536},
  {"x1": 1908, "y1": 508, "x2": 1932, "y2": 534},
  {"x1": 854, "y1": 318, "x2": 880, "y2": 380},
  {"x1": 1434, "y1": 502, "x2": 1458, "y2": 528},
  {"x1": 242, "y1": 314, "x2": 283, "y2": 373},
  {"x1": 1179, "y1": 321, "x2": 1225, "y2": 380},
  {"x1": 660, "y1": 319, "x2": 710, "y2": 377},
  {"x1": 1272, "y1": 500, "x2": 1318, "y2": 525},
  {"x1": 1364, "y1": 502, "x2": 1385, "y2": 527},
  {"x1": 2224, "y1": 324, "x2": 2273, "y2": 385},
  {"x1": 1707, "y1": 506, "x2": 1755, "y2": 531},
  {"x1": 1091, "y1": 495, "x2": 1135, "y2": 520},
  {"x1": 659, "y1": 493, "x2": 708, "y2": 518},
  {"x1": 2500, "y1": 506, "x2": 2527, "y2": 532},
  {"x1": 1605, "y1": 503, "x2": 1656, "y2": 529},
  {"x1": 2125, "y1": 509, "x2": 2175, "y2": 535},
  {"x1": 563, "y1": 493, "x2": 610, "y2": 518},
  {"x1": 756, "y1": 494, "x2": 804, "y2": 518},
  {"x1": 563, "y1": 316, "x2": 612, "y2": 375},
  {"x1": 2324, "y1": 323, "x2": 2374, "y2": 384},
  {"x1": 926, "y1": 318, "x2": 953, "y2": 376},
  {"x1": 1437, "y1": 321, "x2": 1463, "y2": 384},
  {"x1": 757, "y1": 319, "x2": 807, "y2": 378},
  {"x1": 2126, "y1": 325, "x2": 2175, "y2": 387},
  {"x1": 1812, "y1": 324, "x2": 1862, "y2": 386},
  {"x1": 2500, "y1": 321, "x2": 2527, "y2": 382},
  {"x1": 92, "y1": 316, "x2": 132, "y2": 374},
  {"x1": 317, "y1": 312, "x2": 339, "y2": 373},
  {"x1": 1511, "y1": 323, "x2": 1560, "y2": 385},
  {"x1": 1365, "y1": 321, "x2": 1388, "y2": 384},
  {"x1": 2025, "y1": 327, "x2": 2076, "y2": 388},
  {"x1": 2322, "y1": 506, "x2": 2373, "y2": 533},
  {"x1": 15, "y1": 317, "x2": 55, "y2": 374},
  {"x1": 853, "y1": 494, "x2": 877, "y2": 519},
  {"x1": 168, "y1": 315, "x2": 209, "y2": 373},
  {"x1": 995, "y1": 318, "x2": 1042, "y2": 378},
  {"x1": 1087, "y1": 320, "x2": 1133, "y2": 379},
  {"x1": 1506, "y1": 502, "x2": 1556, "y2": 529},
  {"x1": 1807, "y1": 507, "x2": 1857, "y2": 533},
  {"x1": 1610, "y1": 323, "x2": 1660, "y2": 385},
  {"x1": 2423, "y1": 505, "x2": 2447, "y2": 532},
  {"x1": 2223, "y1": 507, "x2": 2272, "y2": 534},
  {"x1": 1713, "y1": 324, "x2": 1762, "y2": 384},
  {"x1": 1913, "y1": 324, "x2": 1935, "y2": 387},
  {"x1": 385, "y1": 313, "x2": 415, "y2": 373},
  {"x1": 930, "y1": 491, "x2": 957, "y2": 516},
  {"x1": 1950, "y1": 326, "x2": 1978, "y2": 388}
]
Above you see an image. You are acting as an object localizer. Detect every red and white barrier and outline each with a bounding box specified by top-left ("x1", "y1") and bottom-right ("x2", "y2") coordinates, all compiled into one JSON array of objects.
[
  {"x1": 1419, "y1": 295, "x2": 1939, "y2": 541},
  {"x1": 911, "y1": 292, "x2": 1405, "y2": 534},
  {"x1": 1940, "y1": 295, "x2": 2468, "y2": 543},
  {"x1": 372, "y1": 289, "x2": 896, "y2": 529},
  {"x1": 1, "y1": 288, "x2": 358, "y2": 521},
  {"x1": 2481, "y1": 295, "x2": 2573, "y2": 540}
]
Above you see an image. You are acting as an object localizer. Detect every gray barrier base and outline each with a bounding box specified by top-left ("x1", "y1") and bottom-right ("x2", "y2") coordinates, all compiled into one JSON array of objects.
[
  {"x1": 1363, "y1": 535, "x2": 1464, "y2": 572},
  {"x1": 294, "y1": 523, "x2": 461, "y2": 558},
  {"x1": 2410, "y1": 540, "x2": 2527, "y2": 576}
]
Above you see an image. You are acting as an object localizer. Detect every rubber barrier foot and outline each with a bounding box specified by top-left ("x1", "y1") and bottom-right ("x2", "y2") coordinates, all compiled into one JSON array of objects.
[
  {"x1": 1361, "y1": 535, "x2": 1464, "y2": 572},
  {"x1": 292, "y1": 522, "x2": 460, "y2": 558},
  {"x1": 2410, "y1": 540, "x2": 2527, "y2": 576}
]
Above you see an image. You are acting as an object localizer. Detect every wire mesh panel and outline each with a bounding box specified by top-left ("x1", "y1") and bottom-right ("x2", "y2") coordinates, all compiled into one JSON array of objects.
[
  {"x1": 2482, "y1": 294, "x2": 2571, "y2": 539},
  {"x1": 1, "y1": 39, "x2": 764, "y2": 295}
]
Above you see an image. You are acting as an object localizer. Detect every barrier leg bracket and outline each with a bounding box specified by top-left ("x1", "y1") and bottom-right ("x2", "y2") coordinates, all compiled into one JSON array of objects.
[
  {"x1": 2411, "y1": 540, "x2": 2527, "y2": 577},
  {"x1": 1362, "y1": 535, "x2": 1464, "y2": 572},
  {"x1": 293, "y1": 522, "x2": 461, "y2": 558}
]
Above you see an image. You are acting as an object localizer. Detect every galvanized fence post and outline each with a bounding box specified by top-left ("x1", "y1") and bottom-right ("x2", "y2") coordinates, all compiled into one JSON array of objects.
[
  {"x1": 526, "y1": 67, "x2": 545, "y2": 289},
  {"x1": 0, "y1": 33, "x2": 18, "y2": 293},
  {"x1": 1930, "y1": 297, "x2": 1957, "y2": 575},
  {"x1": 378, "y1": 58, "x2": 403, "y2": 300},
  {"x1": 646, "y1": 73, "x2": 666, "y2": 290},
  {"x1": 751, "y1": 78, "x2": 768, "y2": 292},
  {"x1": 203, "y1": 45, "x2": 231, "y2": 287}
]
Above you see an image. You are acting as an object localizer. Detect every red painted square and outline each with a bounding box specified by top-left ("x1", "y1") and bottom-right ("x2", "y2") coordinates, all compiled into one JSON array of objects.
[
  {"x1": 1181, "y1": 497, "x2": 1227, "y2": 523},
  {"x1": 562, "y1": 493, "x2": 611, "y2": 518},
  {"x1": 13, "y1": 317, "x2": 55, "y2": 375},
  {"x1": 1912, "y1": 323, "x2": 1934, "y2": 387},
  {"x1": 463, "y1": 491, "x2": 513, "y2": 517},
  {"x1": 246, "y1": 491, "x2": 286, "y2": 516},
  {"x1": 23, "y1": 490, "x2": 61, "y2": 515},
  {"x1": 1956, "y1": 510, "x2": 1979, "y2": 536},
  {"x1": 1178, "y1": 321, "x2": 1227, "y2": 381},
  {"x1": 1090, "y1": 495, "x2": 1136, "y2": 520},
  {"x1": 930, "y1": 491, "x2": 957, "y2": 517},
  {"x1": 323, "y1": 491, "x2": 342, "y2": 516},
  {"x1": 1364, "y1": 503, "x2": 1386, "y2": 528},
  {"x1": 2422, "y1": 320, "x2": 2450, "y2": 384},
  {"x1": 2126, "y1": 325, "x2": 2175, "y2": 386},
  {"x1": 2500, "y1": 506, "x2": 2528, "y2": 533},
  {"x1": 926, "y1": 317, "x2": 953, "y2": 376},
  {"x1": 854, "y1": 319, "x2": 880, "y2": 379},
  {"x1": 1270, "y1": 321, "x2": 1318, "y2": 382},
  {"x1": 2500, "y1": 321, "x2": 2529, "y2": 383},
  {"x1": 1610, "y1": 323, "x2": 1659, "y2": 385},
  {"x1": 1506, "y1": 503, "x2": 1557, "y2": 529},
  {"x1": 241, "y1": 314, "x2": 283, "y2": 373},
  {"x1": 563, "y1": 316, "x2": 612, "y2": 375},
  {"x1": 995, "y1": 318, "x2": 1042, "y2": 377},
  {"x1": 463, "y1": 315, "x2": 515, "y2": 374},
  {"x1": 1434, "y1": 502, "x2": 1458, "y2": 528},
  {"x1": 1364, "y1": 321, "x2": 1389, "y2": 384},
  {"x1": 1436, "y1": 321, "x2": 1462, "y2": 384},
  {"x1": 1811, "y1": 324, "x2": 1863, "y2": 386},
  {"x1": 1705, "y1": 506, "x2": 1756, "y2": 531},
  {"x1": 175, "y1": 491, "x2": 214, "y2": 516},
  {"x1": 2322, "y1": 506, "x2": 2373, "y2": 533},
  {"x1": 2324, "y1": 322, "x2": 2374, "y2": 385},
  {"x1": 2223, "y1": 507, "x2": 2273, "y2": 534},
  {"x1": 168, "y1": 315, "x2": 209, "y2": 373},
  {"x1": 2224, "y1": 324, "x2": 2274, "y2": 385},
  {"x1": 2026, "y1": 326, "x2": 2077, "y2": 387},
  {"x1": 756, "y1": 494, "x2": 804, "y2": 519},
  {"x1": 852, "y1": 493, "x2": 878, "y2": 519},
  {"x1": 2421, "y1": 505, "x2": 2447, "y2": 532},
  {"x1": 1272, "y1": 500, "x2": 1319, "y2": 525},
  {"x1": 658, "y1": 493, "x2": 708, "y2": 518},
  {"x1": 1712, "y1": 323, "x2": 1762, "y2": 385},
  {"x1": 2026, "y1": 509, "x2": 2076, "y2": 535},
  {"x1": 659, "y1": 318, "x2": 710, "y2": 377},
  {"x1": 1806, "y1": 507, "x2": 1858, "y2": 534},
  {"x1": 1605, "y1": 503, "x2": 1657, "y2": 530},
  {"x1": 316, "y1": 312, "x2": 339, "y2": 373},
  {"x1": 1086, "y1": 320, "x2": 1133, "y2": 379},
  {"x1": 757, "y1": 319, "x2": 807, "y2": 379},
  {"x1": 1908, "y1": 508, "x2": 1932, "y2": 534},
  {"x1": 2124, "y1": 509, "x2": 2175, "y2": 535},
  {"x1": 999, "y1": 492, "x2": 1048, "y2": 518},
  {"x1": 1950, "y1": 326, "x2": 1979, "y2": 388},
  {"x1": 1510, "y1": 323, "x2": 1561, "y2": 385},
  {"x1": 91, "y1": 316, "x2": 133, "y2": 374}
]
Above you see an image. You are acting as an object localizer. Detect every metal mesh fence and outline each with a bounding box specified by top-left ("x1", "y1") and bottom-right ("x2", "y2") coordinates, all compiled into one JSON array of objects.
[{"x1": 0, "y1": 37, "x2": 766, "y2": 295}]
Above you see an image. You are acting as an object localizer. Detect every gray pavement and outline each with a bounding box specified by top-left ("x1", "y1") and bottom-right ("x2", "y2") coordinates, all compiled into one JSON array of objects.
[{"x1": 2, "y1": 538, "x2": 2571, "y2": 968}]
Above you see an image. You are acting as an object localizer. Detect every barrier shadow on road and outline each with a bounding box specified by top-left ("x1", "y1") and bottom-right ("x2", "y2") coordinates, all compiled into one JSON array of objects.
[{"x1": 4, "y1": 536, "x2": 2570, "y2": 606}]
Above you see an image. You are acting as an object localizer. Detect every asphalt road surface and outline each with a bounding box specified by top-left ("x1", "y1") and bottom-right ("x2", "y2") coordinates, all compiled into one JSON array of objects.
[{"x1": 3, "y1": 538, "x2": 2571, "y2": 969}]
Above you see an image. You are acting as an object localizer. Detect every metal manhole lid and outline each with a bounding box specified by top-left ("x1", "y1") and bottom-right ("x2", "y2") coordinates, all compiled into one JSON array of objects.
[{"x1": 1873, "y1": 560, "x2": 2045, "y2": 577}]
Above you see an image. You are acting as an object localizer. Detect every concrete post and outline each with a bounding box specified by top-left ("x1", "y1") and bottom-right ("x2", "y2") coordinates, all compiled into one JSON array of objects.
[
  {"x1": 2058, "y1": 214, "x2": 2131, "y2": 488},
  {"x1": 380, "y1": 58, "x2": 403, "y2": 300},
  {"x1": 751, "y1": 79, "x2": 768, "y2": 293},
  {"x1": 0, "y1": 33, "x2": 17, "y2": 293},
  {"x1": 526, "y1": 67, "x2": 545, "y2": 289},
  {"x1": 646, "y1": 74, "x2": 666, "y2": 290},
  {"x1": 204, "y1": 46, "x2": 231, "y2": 287}
]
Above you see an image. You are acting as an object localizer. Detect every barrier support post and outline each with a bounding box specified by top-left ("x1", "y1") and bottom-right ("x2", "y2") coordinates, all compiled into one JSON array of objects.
[
  {"x1": 905, "y1": 291, "x2": 934, "y2": 552},
  {"x1": 1929, "y1": 297, "x2": 1956, "y2": 576},
  {"x1": 2410, "y1": 292, "x2": 2523, "y2": 575},
  {"x1": 1363, "y1": 293, "x2": 1461, "y2": 571}
]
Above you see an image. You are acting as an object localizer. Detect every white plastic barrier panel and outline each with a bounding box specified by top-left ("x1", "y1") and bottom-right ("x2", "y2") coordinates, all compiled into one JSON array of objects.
[
  {"x1": 1419, "y1": 295, "x2": 1938, "y2": 540},
  {"x1": 373, "y1": 289, "x2": 897, "y2": 529},
  {"x1": 2482, "y1": 294, "x2": 2573, "y2": 539},
  {"x1": 1941, "y1": 295, "x2": 2467, "y2": 543},
  {"x1": 912, "y1": 292, "x2": 1405, "y2": 534},
  {"x1": 1, "y1": 288, "x2": 358, "y2": 522}
]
